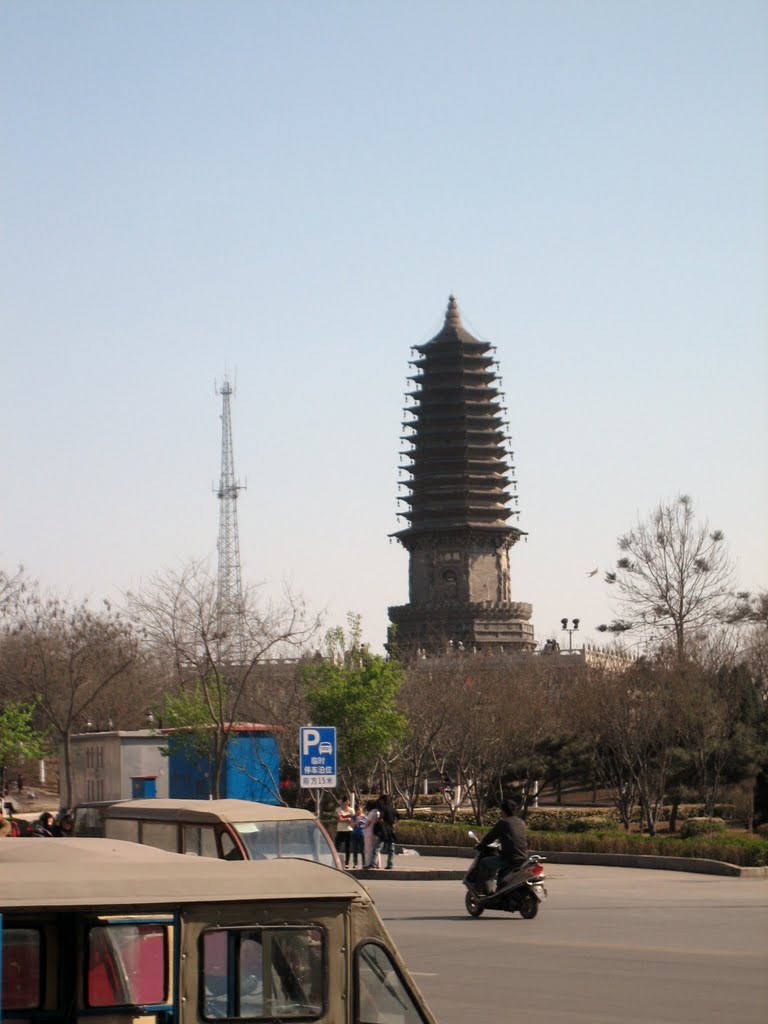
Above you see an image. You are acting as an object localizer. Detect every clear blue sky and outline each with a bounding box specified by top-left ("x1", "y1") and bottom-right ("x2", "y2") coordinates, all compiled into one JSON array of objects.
[{"x1": 2, "y1": 1, "x2": 766, "y2": 652}]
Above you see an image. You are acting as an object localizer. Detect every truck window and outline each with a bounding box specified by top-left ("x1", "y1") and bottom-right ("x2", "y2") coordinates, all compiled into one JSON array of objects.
[
  {"x1": 141, "y1": 821, "x2": 178, "y2": 853},
  {"x1": 355, "y1": 942, "x2": 428, "y2": 1024},
  {"x1": 220, "y1": 830, "x2": 244, "y2": 860},
  {"x1": 201, "y1": 927, "x2": 324, "y2": 1020},
  {"x1": 1, "y1": 927, "x2": 42, "y2": 1009},
  {"x1": 183, "y1": 824, "x2": 218, "y2": 857},
  {"x1": 105, "y1": 818, "x2": 139, "y2": 843},
  {"x1": 88, "y1": 923, "x2": 169, "y2": 1007}
]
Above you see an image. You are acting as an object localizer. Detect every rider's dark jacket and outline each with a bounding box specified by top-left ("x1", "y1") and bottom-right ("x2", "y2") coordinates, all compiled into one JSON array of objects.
[{"x1": 478, "y1": 814, "x2": 528, "y2": 866}]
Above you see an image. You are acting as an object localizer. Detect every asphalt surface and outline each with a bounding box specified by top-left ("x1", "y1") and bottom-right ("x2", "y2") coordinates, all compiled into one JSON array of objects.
[{"x1": 365, "y1": 862, "x2": 768, "y2": 1024}]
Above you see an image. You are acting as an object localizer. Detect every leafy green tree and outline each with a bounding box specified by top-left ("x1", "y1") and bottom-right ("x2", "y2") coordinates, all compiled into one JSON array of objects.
[
  {"x1": 0, "y1": 700, "x2": 49, "y2": 794},
  {"x1": 300, "y1": 616, "x2": 407, "y2": 799}
]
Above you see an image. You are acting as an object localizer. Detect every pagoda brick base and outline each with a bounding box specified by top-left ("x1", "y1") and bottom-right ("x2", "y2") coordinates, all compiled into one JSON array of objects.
[{"x1": 388, "y1": 600, "x2": 536, "y2": 657}]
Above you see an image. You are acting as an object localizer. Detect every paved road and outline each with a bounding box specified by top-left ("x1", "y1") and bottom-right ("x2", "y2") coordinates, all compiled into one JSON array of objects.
[{"x1": 366, "y1": 864, "x2": 768, "y2": 1024}]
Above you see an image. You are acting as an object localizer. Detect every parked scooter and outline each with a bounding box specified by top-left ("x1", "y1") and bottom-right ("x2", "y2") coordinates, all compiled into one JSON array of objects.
[{"x1": 463, "y1": 830, "x2": 547, "y2": 919}]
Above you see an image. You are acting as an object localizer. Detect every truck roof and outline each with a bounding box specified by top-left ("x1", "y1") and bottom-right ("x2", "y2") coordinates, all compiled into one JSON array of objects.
[
  {"x1": 104, "y1": 798, "x2": 317, "y2": 824},
  {"x1": 0, "y1": 838, "x2": 364, "y2": 911}
]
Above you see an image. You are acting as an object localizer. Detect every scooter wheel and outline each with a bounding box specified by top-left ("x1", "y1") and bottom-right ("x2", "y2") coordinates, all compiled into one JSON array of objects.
[
  {"x1": 465, "y1": 890, "x2": 484, "y2": 918},
  {"x1": 518, "y1": 891, "x2": 539, "y2": 920}
]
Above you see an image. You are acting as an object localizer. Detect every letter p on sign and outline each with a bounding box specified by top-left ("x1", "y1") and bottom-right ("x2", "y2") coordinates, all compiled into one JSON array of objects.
[{"x1": 302, "y1": 729, "x2": 320, "y2": 756}]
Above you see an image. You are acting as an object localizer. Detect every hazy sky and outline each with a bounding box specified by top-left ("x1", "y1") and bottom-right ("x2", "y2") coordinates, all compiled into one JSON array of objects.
[{"x1": 2, "y1": 1, "x2": 766, "y2": 653}]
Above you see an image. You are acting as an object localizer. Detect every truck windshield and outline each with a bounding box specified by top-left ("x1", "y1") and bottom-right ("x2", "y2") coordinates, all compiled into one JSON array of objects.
[{"x1": 233, "y1": 820, "x2": 335, "y2": 867}]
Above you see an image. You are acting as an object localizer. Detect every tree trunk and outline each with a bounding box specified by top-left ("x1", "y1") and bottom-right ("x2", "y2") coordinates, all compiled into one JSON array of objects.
[
  {"x1": 668, "y1": 797, "x2": 680, "y2": 833},
  {"x1": 212, "y1": 733, "x2": 227, "y2": 798},
  {"x1": 62, "y1": 730, "x2": 74, "y2": 810}
]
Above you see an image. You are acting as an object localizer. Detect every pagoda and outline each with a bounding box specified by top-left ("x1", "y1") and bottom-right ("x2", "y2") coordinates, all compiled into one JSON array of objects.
[{"x1": 388, "y1": 296, "x2": 535, "y2": 655}]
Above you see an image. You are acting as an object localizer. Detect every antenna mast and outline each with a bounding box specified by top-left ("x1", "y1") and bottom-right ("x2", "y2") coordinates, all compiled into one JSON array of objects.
[{"x1": 215, "y1": 376, "x2": 245, "y2": 657}]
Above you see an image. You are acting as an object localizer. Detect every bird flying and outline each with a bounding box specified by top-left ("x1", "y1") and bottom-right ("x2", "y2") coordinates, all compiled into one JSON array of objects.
[{"x1": 586, "y1": 567, "x2": 599, "y2": 577}]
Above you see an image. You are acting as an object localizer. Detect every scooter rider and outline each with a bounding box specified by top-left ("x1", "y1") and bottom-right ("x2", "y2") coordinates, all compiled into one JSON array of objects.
[{"x1": 474, "y1": 797, "x2": 528, "y2": 895}]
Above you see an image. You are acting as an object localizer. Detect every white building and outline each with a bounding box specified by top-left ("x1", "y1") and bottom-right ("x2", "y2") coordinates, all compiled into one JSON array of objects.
[{"x1": 66, "y1": 730, "x2": 169, "y2": 806}]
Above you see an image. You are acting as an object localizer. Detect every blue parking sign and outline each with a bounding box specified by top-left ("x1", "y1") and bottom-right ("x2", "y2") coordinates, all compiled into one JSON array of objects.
[{"x1": 299, "y1": 726, "x2": 337, "y2": 789}]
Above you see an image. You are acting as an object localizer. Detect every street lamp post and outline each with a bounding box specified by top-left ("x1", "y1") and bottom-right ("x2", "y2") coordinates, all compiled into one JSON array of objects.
[{"x1": 560, "y1": 617, "x2": 580, "y2": 652}]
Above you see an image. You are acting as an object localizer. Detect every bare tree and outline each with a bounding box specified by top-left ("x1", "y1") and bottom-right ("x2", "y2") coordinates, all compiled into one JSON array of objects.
[
  {"x1": 0, "y1": 587, "x2": 141, "y2": 808},
  {"x1": 388, "y1": 663, "x2": 455, "y2": 818},
  {"x1": 0, "y1": 566, "x2": 27, "y2": 615},
  {"x1": 569, "y1": 661, "x2": 681, "y2": 833},
  {"x1": 126, "y1": 560, "x2": 319, "y2": 798},
  {"x1": 397, "y1": 654, "x2": 564, "y2": 825},
  {"x1": 599, "y1": 495, "x2": 734, "y2": 657},
  {"x1": 241, "y1": 659, "x2": 311, "y2": 806}
]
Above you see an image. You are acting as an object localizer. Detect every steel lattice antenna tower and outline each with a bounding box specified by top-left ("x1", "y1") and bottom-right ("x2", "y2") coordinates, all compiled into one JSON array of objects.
[{"x1": 215, "y1": 376, "x2": 245, "y2": 657}]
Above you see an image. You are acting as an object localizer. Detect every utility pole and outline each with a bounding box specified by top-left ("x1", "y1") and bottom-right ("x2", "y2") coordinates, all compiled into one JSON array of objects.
[{"x1": 215, "y1": 376, "x2": 245, "y2": 661}]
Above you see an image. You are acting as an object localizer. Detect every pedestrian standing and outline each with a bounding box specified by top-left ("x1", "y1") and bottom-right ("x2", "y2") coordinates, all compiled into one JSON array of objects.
[
  {"x1": 334, "y1": 798, "x2": 354, "y2": 867},
  {"x1": 350, "y1": 803, "x2": 365, "y2": 868},
  {"x1": 377, "y1": 794, "x2": 398, "y2": 870},
  {"x1": 363, "y1": 800, "x2": 381, "y2": 869}
]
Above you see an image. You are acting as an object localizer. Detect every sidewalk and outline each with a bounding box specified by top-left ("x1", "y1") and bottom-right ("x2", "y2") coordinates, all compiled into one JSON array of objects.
[{"x1": 350, "y1": 854, "x2": 470, "y2": 881}]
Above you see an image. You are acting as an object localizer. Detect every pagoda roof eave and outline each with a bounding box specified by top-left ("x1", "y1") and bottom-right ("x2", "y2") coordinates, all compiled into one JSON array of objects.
[{"x1": 390, "y1": 523, "x2": 527, "y2": 541}]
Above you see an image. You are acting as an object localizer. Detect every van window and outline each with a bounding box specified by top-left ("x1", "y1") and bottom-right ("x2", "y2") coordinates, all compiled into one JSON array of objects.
[
  {"x1": 184, "y1": 824, "x2": 218, "y2": 858},
  {"x1": 142, "y1": 821, "x2": 178, "y2": 853},
  {"x1": 355, "y1": 942, "x2": 427, "y2": 1024},
  {"x1": 106, "y1": 818, "x2": 139, "y2": 843},
  {"x1": 201, "y1": 927, "x2": 324, "y2": 1020},
  {"x1": 88, "y1": 923, "x2": 168, "y2": 1007},
  {"x1": 233, "y1": 821, "x2": 335, "y2": 867},
  {"x1": 1, "y1": 927, "x2": 42, "y2": 1009}
]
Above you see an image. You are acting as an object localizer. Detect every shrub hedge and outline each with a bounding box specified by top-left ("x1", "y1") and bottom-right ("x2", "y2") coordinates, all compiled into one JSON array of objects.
[
  {"x1": 679, "y1": 817, "x2": 727, "y2": 840},
  {"x1": 393, "y1": 819, "x2": 768, "y2": 867}
]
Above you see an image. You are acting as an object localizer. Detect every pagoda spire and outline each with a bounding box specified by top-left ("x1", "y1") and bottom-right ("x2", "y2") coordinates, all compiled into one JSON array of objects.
[{"x1": 445, "y1": 294, "x2": 462, "y2": 328}]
